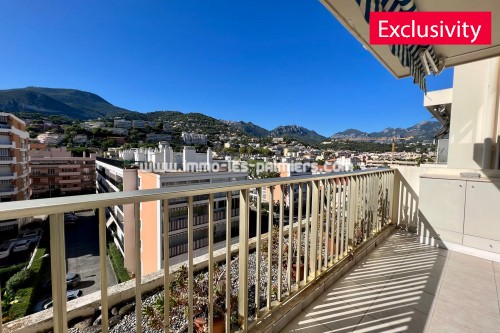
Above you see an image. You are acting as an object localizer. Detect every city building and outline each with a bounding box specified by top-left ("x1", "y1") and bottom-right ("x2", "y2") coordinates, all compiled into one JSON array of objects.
[
  {"x1": 36, "y1": 132, "x2": 64, "y2": 145},
  {"x1": 0, "y1": 112, "x2": 30, "y2": 230},
  {"x1": 119, "y1": 144, "x2": 213, "y2": 172},
  {"x1": 29, "y1": 146, "x2": 96, "y2": 198},
  {"x1": 72, "y1": 134, "x2": 88, "y2": 144},
  {"x1": 181, "y1": 132, "x2": 207, "y2": 145},
  {"x1": 145, "y1": 133, "x2": 172, "y2": 142},
  {"x1": 96, "y1": 152, "x2": 247, "y2": 276},
  {"x1": 113, "y1": 119, "x2": 132, "y2": 129}
]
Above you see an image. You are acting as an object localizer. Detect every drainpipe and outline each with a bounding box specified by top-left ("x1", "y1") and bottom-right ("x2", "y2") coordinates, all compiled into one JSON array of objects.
[{"x1": 482, "y1": 57, "x2": 500, "y2": 169}]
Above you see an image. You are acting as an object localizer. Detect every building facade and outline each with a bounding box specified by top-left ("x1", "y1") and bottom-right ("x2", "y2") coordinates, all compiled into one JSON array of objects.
[
  {"x1": 0, "y1": 113, "x2": 30, "y2": 231},
  {"x1": 29, "y1": 146, "x2": 96, "y2": 199},
  {"x1": 0, "y1": 113, "x2": 30, "y2": 203},
  {"x1": 96, "y1": 152, "x2": 247, "y2": 276}
]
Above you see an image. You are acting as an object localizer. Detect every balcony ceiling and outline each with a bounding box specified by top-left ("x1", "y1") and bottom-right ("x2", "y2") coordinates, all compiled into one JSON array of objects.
[{"x1": 321, "y1": 0, "x2": 500, "y2": 78}]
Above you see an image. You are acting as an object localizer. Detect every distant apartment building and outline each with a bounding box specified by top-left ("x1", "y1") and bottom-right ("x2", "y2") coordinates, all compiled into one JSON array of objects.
[
  {"x1": 82, "y1": 121, "x2": 105, "y2": 129},
  {"x1": 145, "y1": 133, "x2": 172, "y2": 142},
  {"x1": 96, "y1": 145, "x2": 247, "y2": 276},
  {"x1": 120, "y1": 144, "x2": 213, "y2": 172},
  {"x1": 95, "y1": 157, "x2": 138, "y2": 271},
  {"x1": 182, "y1": 132, "x2": 207, "y2": 145},
  {"x1": 113, "y1": 119, "x2": 132, "y2": 129},
  {"x1": 0, "y1": 113, "x2": 30, "y2": 230},
  {"x1": 36, "y1": 132, "x2": 64, "y2": 145},
  {"x1": 29, "y1": 146, "x2": 96, "y2": 199},
  {"x1": 132, "y1": 120, "x2": 147, "y2": 128},
  {"x1": 103, "y1": 127, "x2": 129, "y2": 136},
  {"x1": 73, "y1": 134, "x2": 88, "y2": 144}
]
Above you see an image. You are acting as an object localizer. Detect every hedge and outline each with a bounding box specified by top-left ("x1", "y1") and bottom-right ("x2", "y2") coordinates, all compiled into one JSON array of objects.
[
  {"x1": 108, "y1": 242, "x2": 131, "y2": 283},
  {"x1": 6, "y1": 247, "x2": 47, "y2": 320},
  {"x1": 0, "y1": 263, "x2": 27, "y2": 285}
]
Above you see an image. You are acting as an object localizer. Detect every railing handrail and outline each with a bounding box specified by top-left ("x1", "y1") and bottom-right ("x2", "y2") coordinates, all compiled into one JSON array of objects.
[{"x1": 0, "y1": 169, "x2": 393, "y2": 220}]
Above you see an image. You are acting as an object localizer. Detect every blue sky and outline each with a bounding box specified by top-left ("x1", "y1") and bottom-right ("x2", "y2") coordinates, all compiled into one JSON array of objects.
[{"x1": 0, "y1": 0, "x2": 453, "y2": 136}]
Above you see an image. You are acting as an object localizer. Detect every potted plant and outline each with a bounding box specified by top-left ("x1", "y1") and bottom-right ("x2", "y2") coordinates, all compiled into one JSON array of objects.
[{"x1": 193, "y1": 263, "x2": 237, "y2": 333}]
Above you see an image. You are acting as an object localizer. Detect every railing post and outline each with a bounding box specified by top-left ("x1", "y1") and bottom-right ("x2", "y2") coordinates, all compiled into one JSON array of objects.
[
  {"x1": 162, "y1": 200, "x2": 170, "y2": 333},
  {"x1": 304, "y1": 182, "x2": 311, "y2": 282},
  {"x1": 49, "y1": 213, "x2": 68, "y2": 333},
  {"x1": 225, "y1": 192, "x2": 232, "y2": 332},
  {"x1": 208, "y1": 193, "x2": 214, "y2": 332},
  {"x1": 238, "y1": 189, "x2": 249, "y2": 332},
  {"x1": 277, "y1": 186, "x2": 284, "y2": 301},
  {"x1": 255, "y1": 187, "x2": 262, "y2": 315},
  {"x1": 134, "y1": 203, "x2": 142, "y2": 333},
  {"x1": 98, "y1": 208, "x2": 109, "y2": 333},
  {"x1": 318, "y1": 180, "x2": 325, "y2": 272},
  {"x1": 325, "y1": 180, "x2": 331, "y2": 268},
  {"x1": 296, "y1": 183, "x2": 303, "y2": 286},
  {"x1": 389, "y1": 170, "x2": 395, "y2": 225},
  {"x1": 187, "y1": 197, "x2": 194, "y2": 333},
  {"x1": 310, "y1": 180, "x2": 319, "y2": 277},
  {"x1": 287, "y1": 184, "x2": 294, "y2": 292},
  {"x1": 266, "y1": 187, "x2": 273, "y2": 310}
]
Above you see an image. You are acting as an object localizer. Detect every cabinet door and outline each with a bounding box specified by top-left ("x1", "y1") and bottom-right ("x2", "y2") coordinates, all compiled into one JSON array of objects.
[
  {"x1": 464, "y1": 181, "x2": 500, "y2": 241},
  {"x1": 419, "y1": 178, "x2": 466, "y2": 234}
]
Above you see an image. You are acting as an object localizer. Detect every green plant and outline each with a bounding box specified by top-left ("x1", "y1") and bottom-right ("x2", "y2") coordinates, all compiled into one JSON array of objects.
[
  {"x1": 143, "y1": 264, "x2": 238, "y2": 332},
  {"x1": 6, "y1": 270, "x2": 34, "y2": 296},
  {"x1": 108, "y1": 242, "x2": 131, "y2": 282},
  {"x1": 0, "y1": 263, "x2": 27, "y2": 284}
]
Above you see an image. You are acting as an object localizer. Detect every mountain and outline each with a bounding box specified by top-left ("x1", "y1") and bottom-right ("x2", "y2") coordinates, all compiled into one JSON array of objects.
[
  {"x1": 331, "y1": 129, "x2": 369, "y2": 139},
  {"x1": 270, "y1": 125, "x2": 326, "y2": 144},
  {"x1": 0, "y1": 87, "x2": 139, "y2": 120},
  {"x1": 331, "y1": 121, "x2": 441, "y2": 141},
  {"x1": 223, "y1": 121, "x2": 270, "y2": 137}
]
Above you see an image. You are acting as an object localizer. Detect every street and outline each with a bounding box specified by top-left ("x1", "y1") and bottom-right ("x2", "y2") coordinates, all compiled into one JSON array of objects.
[{"x1": 64, "y1": 210, "x2": 117, "y2": 295}]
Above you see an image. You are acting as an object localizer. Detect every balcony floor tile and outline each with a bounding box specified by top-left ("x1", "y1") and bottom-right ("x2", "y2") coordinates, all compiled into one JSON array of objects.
[{"x1": 280, "y1": 230, "x2": 500, "y2": 333}]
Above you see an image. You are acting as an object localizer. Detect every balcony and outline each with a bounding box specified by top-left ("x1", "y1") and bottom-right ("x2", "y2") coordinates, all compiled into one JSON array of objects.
[
  {"x1": 0, "y1": 156, "x2": 15, "y2": 164},
  {"x1": 0, "y1": 186, "x2": 17, "y2": 195},
  {"x1": 59, "y1": 179, "x2": 82, "y2": 184},
  {"x1": 59, "y1": 171, "x2": 81, "y2": 176},
  {"x1": 1, "y1": 168, "x2": 498, "y2": 333},
  {"x1": 0, "y1": 169, "x2": 395, "y2": 333},
  {"x1": 0, "y1": 172, "x2": 16, "y2": 180}
]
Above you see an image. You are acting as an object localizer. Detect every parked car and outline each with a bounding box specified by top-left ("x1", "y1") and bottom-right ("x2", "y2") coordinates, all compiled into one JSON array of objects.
[
  {"x1": 64, "y1": 215, "x2": 78, "y2": 222},
  {"x1": 12, "y1": 240, "x2": 31, "y2": 252},
  {"x1": 42, "y1": 273, "x2": 81, "y2": 289},
  {"x1": 33, "y1": 289, "x2": 83, "y2": 312},
  {"x1": 21, "y1": 229, "x2": 41, "y2": 238},
  {"x1": 0, "y1": 243, "x2": 12, "y2": 259}
]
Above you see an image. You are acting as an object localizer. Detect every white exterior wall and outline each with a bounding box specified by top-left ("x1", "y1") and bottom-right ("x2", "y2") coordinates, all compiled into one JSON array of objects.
[{"x1": 448, "y1": 57, "x2": 500, "y2": 170}]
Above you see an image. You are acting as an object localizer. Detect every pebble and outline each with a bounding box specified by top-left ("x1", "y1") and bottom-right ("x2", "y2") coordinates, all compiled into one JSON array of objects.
[{"x1": 56, "y1": 232, "x2": 328, "y2": 333}]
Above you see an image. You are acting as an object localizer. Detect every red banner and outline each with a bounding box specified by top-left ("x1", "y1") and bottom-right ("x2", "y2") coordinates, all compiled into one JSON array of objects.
[{"x1": 370, "y1": 12, "x2": 491, "y2": 45}]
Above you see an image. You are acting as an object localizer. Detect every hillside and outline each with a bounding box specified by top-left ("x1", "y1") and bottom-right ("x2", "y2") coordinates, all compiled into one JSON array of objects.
[
  {"x1": 0, "y1": 86, "x2": 440, "y2": 144},
  {"x1": 0, "y1": 87, "x2": 139, "y2": 120},
  {"x1": 270, "y1": 125, "x2": 326, "y2": 144},
  {"x1": 224, "y1": 121, "x2": 270, "y2": 137},
  {"x1": 332, "y1": 121, "x2": 441, "y2": 141}
]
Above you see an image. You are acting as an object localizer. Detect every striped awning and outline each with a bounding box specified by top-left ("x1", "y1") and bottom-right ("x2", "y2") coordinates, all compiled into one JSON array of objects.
[{"x1": 354, "y1": 0, "x2": 439, "y2": 92}]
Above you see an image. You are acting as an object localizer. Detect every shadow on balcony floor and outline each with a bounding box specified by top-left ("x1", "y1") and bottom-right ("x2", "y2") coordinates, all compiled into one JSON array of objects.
[{"x1": 281, "y1": 230, "x2": 500, "y2": 333}]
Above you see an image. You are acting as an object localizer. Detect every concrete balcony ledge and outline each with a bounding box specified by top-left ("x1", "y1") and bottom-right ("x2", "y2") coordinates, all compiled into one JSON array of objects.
[{"x1": 2, "y1": 221, "x2": 272, "y2": 333}]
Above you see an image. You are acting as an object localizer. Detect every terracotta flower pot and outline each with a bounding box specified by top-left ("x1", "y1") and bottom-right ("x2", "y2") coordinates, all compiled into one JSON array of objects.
[{"x1": 194, "y1": 317, "x2": 225, "y2": 333}]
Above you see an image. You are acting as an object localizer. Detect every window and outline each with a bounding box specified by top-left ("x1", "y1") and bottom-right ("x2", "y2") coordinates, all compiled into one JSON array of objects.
[
  {"x1": 48, "y1": 169, "x2": 55, "y2": 175},
  {"x1": 0, "y1": 148, "x2": 9, "y2": 156}
]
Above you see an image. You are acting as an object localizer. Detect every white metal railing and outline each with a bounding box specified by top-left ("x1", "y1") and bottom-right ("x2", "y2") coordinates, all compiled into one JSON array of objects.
[{"x1": 0, "y1": 169, "x2": 394, "y2": 333}]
